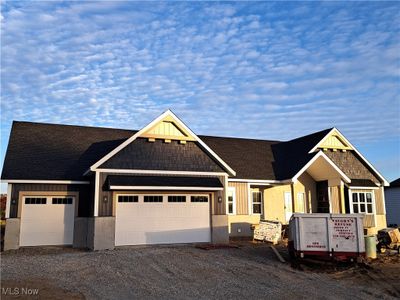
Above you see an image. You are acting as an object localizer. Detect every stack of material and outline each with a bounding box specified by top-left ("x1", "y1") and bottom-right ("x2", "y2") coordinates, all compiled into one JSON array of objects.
[
  {"x1": 253, "y1": 220, "x2": 282, "y2": 244},
  {"x1": 377, "y1": 228, "x2": 400, "y2": 253}
]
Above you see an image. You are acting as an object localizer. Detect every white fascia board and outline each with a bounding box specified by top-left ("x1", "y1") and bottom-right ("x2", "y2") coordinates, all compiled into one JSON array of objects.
[
  {"x1": 6, "y1": 183, "x2": 12, "y2": 218},
  {"x1": 88, "y1": 110, "x2": 236, "y2": 176},
  {"x1": 228, "y1": 178, "x2": 287, "y2": 184},
  {"x1": 95, "y1": 169, "x2": 228, "y2": 176},
  {"x1": 308, "y1": 127, "x2": 389, "y2": 186},
  {"x1": 1, "y1": 180, "x2": 90, "y2": 184},
  {"x1": 348, "y1": 186, "x2": 379, "y2": 190},
  {"x1": 292, "y1": 151, "x2": 351, "y2": 183},
  {"x1": 109, "y1": 186, "x2": 223, "y2": 191}
]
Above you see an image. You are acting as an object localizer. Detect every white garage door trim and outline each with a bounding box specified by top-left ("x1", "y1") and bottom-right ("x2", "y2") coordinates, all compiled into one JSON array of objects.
[
  {"x1": 115, "y1": 193, "x2": 211, "y2": 246},
  {"x1": 20, "y1": 195, "x2": 75, "y2": 246}
]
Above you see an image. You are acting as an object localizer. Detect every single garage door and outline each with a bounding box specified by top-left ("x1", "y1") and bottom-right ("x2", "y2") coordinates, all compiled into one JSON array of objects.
[
  {"x1": 115, "y1": 194, "x2": 210, "y2": 246},
  {"x1": 20, "y1": 196, "x2": 75, "y2": 246}
]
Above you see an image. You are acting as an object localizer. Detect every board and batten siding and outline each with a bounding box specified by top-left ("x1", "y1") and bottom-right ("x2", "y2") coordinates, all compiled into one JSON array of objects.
[
  {"x1": 228, "y1": 182, "x2": 248, "y2": 215},
  {"x1": 374, "y1": 187, "x2": 385, "y2": 215},
  {"x1": 97, "y1": 173, "x2": 226, "y2": 217},
  {"x1": 9, "y1": 183, "x2": 92, "y2": 218},
  {"x1": 385, "y1": 187, "x2": 400, "y2": 225},
  {"x1": 329, "y1": 186, "x2": 341, "y2": 214}
]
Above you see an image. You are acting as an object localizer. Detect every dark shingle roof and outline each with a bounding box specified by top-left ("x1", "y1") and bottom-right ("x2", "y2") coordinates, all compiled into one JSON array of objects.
[
  {"x1": 1, "y1": 121, "x2": 333, "y2": 181},
  {"x1": 348, "y1": 179, "x2": 378, "y2": 187},
  {"x1": 1, "y1": 121, "x2": 135, "y2": 180},
  {"x1": 107, "y1": 175, "x2": 223, "y2": 188},
  {"x1": 389, "y1": 178, "x2": 400, "y2": 188}
]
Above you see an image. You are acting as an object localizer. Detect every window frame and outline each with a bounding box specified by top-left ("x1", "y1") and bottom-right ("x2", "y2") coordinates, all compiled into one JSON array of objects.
[
  {"x1": 117, "y1": 195, "x2": 139, "y2": 203},
  {"x1": 24, "y1": 197, "x2": 47, "y2": 205},
  {"x1": 168, "y1": 195, "x2": 186, "y2": 203},
  {"x1": 350, "y1": 191, "x2": 375, "y2": 215},
  {"x1": 143, "y1": 195, "x2": 163, "y2": 203},
  {"x1": 251, "y1": 190, "x2": 262, "y2": 215},
  {"x1": 227, "y1": 187, "x2": 236, "y2": 215},
  {"x1": 190, "y1": 195, "x2": 209, "y2": 203}
]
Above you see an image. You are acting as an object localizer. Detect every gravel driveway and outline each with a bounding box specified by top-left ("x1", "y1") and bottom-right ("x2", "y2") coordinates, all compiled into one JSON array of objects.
[{"x1": 1, "y1": 242, "x2": 398, "y2": 299}]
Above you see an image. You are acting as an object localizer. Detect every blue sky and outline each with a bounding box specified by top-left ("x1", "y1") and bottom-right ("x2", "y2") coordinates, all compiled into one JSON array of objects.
[{"x1": 1, "y1": 1, "x2": 399, "y2": 189}]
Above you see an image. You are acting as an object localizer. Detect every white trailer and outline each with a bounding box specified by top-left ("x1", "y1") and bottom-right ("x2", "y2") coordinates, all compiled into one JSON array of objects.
[{"x1": 288, "y1": 213, "x2": 365, "y2": 261}]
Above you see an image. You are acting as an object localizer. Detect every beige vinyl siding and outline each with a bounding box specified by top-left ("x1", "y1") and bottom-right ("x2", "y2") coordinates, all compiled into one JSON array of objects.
[
  {"x1": 363, "y1": 214, "x2": 375, "y2": 228},
  {"x1": 228, "y1": 182, "x2": 249, "y2": 215},
  {"x1": 374, "y1": 187, "x2": 385, "y2": 215},
  {"x1": 329, "y1": 186, "x2": 341, "y2": 213},
  {"x1": 264, "y1": 185, "x2": 289, "y2": 224},
  {"x1": 293, "y1": 172, "x2": 316, "y2": 213}
]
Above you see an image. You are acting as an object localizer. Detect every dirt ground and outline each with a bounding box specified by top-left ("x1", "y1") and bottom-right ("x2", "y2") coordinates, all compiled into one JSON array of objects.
[{"x1": 1, "y1": 241, "x2": 399, "y2": 299}]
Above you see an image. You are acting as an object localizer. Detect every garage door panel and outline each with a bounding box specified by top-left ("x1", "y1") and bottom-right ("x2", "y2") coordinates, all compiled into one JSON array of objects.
[
  {"x1": 20, "y1": 197, "x2": 75, "y2": 246},
  {"x1": 115, "y1": 195, "x2": 211, "y2": 246}
]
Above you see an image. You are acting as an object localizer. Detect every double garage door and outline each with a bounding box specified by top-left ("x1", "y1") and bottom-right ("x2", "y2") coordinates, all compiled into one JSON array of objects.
[
  {"x1": 20, "y1": 196, "x2": 75, "y2": 246},
  {"x1": 115, "y1": 193, "x2": 211, "y2": 246}
]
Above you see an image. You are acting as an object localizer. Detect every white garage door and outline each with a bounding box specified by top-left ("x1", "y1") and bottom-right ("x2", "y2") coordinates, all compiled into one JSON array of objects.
[
  {"x1": 20, "y1": 196, "x2": 75, "y2": 246},
  {"x1": 115, "y1": 194, "x2": 210, "y2": 246}
]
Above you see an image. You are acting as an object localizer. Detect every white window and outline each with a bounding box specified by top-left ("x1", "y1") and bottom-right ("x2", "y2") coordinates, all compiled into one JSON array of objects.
[
  {"x1": 252, "y1": 191, "x2": 262, "y2": 214},
  {"x1": 351, "y1": 192, "x2": 374, "y2": 214},
  {"x1": 227, "y1": 187, "x2": 236, "y2": 215}
]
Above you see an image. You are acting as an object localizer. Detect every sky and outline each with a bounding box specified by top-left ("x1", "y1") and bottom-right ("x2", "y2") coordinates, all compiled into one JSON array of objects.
[{"x1": 1, "y1": 1, "x2": 399, "y2": 190}]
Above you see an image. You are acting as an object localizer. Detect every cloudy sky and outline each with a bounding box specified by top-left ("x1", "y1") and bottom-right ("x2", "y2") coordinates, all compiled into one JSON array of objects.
[{"x1": 1, "y1": 1, "x2": 399, "y2": 185}]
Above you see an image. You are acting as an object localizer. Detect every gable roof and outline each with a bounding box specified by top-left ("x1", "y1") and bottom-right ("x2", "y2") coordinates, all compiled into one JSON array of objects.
[
  {"x1": 0, "y1": 120, "x2": 386, "y2": 185},
  {"x1": 89, "y1": 110, "x2": 236, "y2": 176}
]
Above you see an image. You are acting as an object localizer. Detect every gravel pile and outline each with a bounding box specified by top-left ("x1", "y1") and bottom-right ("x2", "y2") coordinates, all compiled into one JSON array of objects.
[{"x1": 1, "y1": 243, "x2": 396, "y2": 299}]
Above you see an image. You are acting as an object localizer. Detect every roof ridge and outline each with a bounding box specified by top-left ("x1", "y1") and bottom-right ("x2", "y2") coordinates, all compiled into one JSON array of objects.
[
  {"x1": 12, "y1": 120, "x2": 137, "y2": 133},
  {"x1": 283, "y1": 127, "x2": 334, "y2": 143},
  {"x1": 199, "y1": 134, "x2": 281, "y2": 143}
]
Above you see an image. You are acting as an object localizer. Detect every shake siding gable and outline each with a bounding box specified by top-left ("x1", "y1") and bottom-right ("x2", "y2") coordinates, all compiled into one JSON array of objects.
[
  {"x1": 324, "y1": 150, "x2": 380, "y2": 184},
  {"x1": 100, "y1": 138, "x2": 224, "y2": 173}
]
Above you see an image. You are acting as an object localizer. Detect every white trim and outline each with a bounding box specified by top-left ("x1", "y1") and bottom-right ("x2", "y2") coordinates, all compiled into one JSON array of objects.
[
  {"x1": 292, "y1": 151, "x2": 351, "y2": 183},
  {"x1": 381, "y1": 187, "x2": 387, "y2": 215},
  {"x1": 250, "y1": 189, "x2": 263, "y2": 215},
  {"x1": 309, "y1": 128, "x2": 389, "y2": 186},
  {"x1": 328, "y1": 186, "x2": 332, "y2": 213},
  {"x1": 94, "y1": 171, "x2": 99, "y2": 217},
  {"x1": 227, "y1": 187, "x2": 236, "y2": 215},
  {"x1": 95, "y1": 169, "x2": 228, "y2": 177},
  {"x1": 247, "y1": 182, "x2": 251, "y2": 215},
  {"x1": 228, "y1": 179, "x2": 284, "y2": 184},
  {"x1": 88, "y1": 110, "x2": 236, "y2": 176},
  {"x1": 350, "y1": 190, "x2": 376, "y2": 215},
  {"x1": 1, "y1": 180, "x2": 90, "y2": 184},
  {"x1": 6, "y1": 184, "x2": 12, "y2": 219},
  {"x1": 109, "y1": 186, "x2": 223, "y2": 191},
  {"x1": 348, "y1": 186, "x2": 379, "y2": 190}
]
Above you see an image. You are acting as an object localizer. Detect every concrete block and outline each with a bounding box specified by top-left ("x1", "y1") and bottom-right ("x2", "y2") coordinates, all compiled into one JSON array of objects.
[
  {"x1": 73, "y1": 218, "x2": 89, "y2": 249},
  {"x1": 87, "y1": 217, "x2": 115, "y2": 250},
  {"x1": 4, "y1": 218, "x2": 20, "y2": 251},
  {"x1": 211, "y1": 215, "x2": 229, "y2": 244}
]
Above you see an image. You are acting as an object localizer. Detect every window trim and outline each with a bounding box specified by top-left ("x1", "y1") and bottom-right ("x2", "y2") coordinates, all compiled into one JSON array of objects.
[
  {"x1": 350, "y1": 191, "x2": 375, "y2": 215},
  {"x1": 251, "y1": 190, "x2": 262, "y2": 215},
  {"x1": 227, "y1": 187, "x2": 236, "y2": 215}
]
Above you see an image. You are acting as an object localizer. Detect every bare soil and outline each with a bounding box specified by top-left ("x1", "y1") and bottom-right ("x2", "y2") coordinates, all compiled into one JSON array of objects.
[{"x1": 1, "y1": 241, "x2": 399, "y2": 299}]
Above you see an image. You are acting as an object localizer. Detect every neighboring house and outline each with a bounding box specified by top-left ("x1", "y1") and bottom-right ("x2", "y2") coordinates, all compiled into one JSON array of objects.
[
  {"x1": 1, "y1": 110, "x2": 389, "y2": 250},
  {"x1": 384, "y1": 178, "x2": 400, "y2": 227}
]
